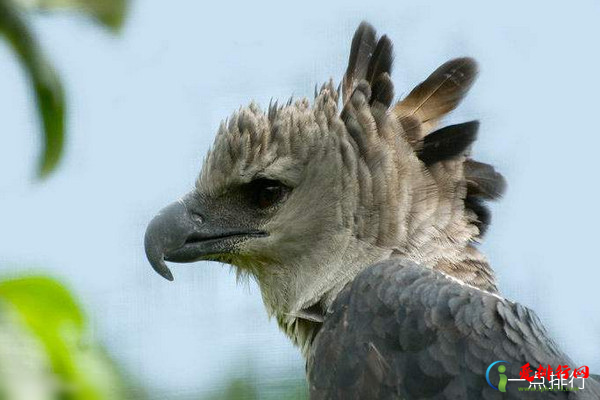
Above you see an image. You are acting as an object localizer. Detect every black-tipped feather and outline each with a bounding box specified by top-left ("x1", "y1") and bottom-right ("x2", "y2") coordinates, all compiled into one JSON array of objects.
[
  {"x1": 465, "y1": 196, "x2": 492, "y2": 237},
  {"x1": 418, "y1": 121, "x2": 479, "y2": 166},
  {"x1": 366, "y1": 35, "x2": 393, "y2": 84},
  {"x1": 370, "y1": 73, "x2": 394, "y2": 107},
  {"x1": 465, "y1": 160, "x2": 507, "y2": 200},
  {"x1": 343, "y1": 22, "x2": 377, "y2": 104}
]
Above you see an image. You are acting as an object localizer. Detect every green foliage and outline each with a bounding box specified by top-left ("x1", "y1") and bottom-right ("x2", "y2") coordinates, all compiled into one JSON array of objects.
[
  {"x1": 0, "y1": 0, "x2": 128, "y2": 178},
  {"x1": 0, "y1": 275, "x2": 307, "y2": 399},
  {"x1": 13, "y1": 0, "x2": 128, "y2": 33},
  {"x1": 203, "y1": 373, "x2": 308, "y2": 400},
  {"x1": 0, "y1": 276, "x2": 130, "y2": 400},
  {"x1": 0, "y1": 0, "x2": 65, "y2": 178}
]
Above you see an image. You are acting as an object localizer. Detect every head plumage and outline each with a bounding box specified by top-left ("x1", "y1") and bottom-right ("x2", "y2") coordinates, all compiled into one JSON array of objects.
[{"x1": 340, "y1": 21, "x2": 505, "y2": 239}]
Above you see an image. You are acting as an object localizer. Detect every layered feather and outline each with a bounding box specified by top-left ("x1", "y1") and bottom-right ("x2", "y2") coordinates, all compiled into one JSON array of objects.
[{"x1": 341, "y1": 22, "x2": 505, "y2": 242}]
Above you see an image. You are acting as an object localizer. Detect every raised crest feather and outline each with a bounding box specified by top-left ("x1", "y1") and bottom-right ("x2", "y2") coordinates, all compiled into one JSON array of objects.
[
  {"x1": 342, "y1": 22, "x2": 377, "y2": 104},
  {"x1": 342, "y1": 22, "x2": 394, "y2": 108},
  {"x1": 395, "y1": 57, "x2": 478, "y2": 144},
  {"x1": 418, "y1": 121, "x2": 479, "y2": 166},
  {"x1": 465, "y1": 160, "x2": 507, "y2": 200}
]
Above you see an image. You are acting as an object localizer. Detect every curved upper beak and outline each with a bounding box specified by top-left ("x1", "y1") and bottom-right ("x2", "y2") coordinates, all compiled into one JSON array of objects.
[
  {"x1": 144, "y1": 199, "x2": 194, "y2": 281},
  {"x1": 144, "y1": 193, "x2": 266, "y2": 281}
]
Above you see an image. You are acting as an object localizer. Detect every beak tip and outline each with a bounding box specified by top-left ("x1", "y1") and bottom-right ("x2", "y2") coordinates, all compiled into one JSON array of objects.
[
  {"x1": 152, "y1": 263, "x2": 175, "y2": 281},
  {"x1": 146, "y1": 249, "x2": 175, "y2": 281},
  {"x1": 154, "y1": 261, "x2": 175, "y2": 282}
]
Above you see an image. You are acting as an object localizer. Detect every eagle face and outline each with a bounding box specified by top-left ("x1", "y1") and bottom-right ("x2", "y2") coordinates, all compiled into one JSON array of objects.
[{"x1": 145, "y1": 92, "x2": 390, "y2": 321}]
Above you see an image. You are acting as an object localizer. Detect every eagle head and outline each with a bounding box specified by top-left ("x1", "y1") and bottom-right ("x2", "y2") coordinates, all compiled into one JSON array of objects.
[{"x1": 144, "y1": 22, "x2": 506, "y2": 351}]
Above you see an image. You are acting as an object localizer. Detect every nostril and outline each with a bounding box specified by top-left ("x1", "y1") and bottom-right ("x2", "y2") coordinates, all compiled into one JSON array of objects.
[
  {"x1": 178, "y1": 198, "x2": 204, "y2": 225},
  {"x1": 190, "y1": 211, "x2": 204, "y2": 224}
]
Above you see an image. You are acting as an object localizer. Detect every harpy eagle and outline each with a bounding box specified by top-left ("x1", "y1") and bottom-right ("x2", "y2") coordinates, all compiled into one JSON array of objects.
[{"x1": 144, "y1": 22, "x2": 600, "y2": 399}]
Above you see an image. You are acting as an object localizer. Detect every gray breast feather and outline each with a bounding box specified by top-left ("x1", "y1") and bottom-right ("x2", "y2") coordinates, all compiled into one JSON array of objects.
[{"x1": 308, "y1": 259, "x2": 600, "y2": 399}]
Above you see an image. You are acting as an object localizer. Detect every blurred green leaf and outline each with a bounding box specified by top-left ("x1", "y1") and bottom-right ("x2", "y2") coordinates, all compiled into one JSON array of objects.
[
  {"x1": 203, "y1": 372, "x2": 308, "y2": 400},
  {"x1": 13, "y1": 0, "x2": 128, "y2": 32},
  {"x1": 0, "y1": 277, "x2": 84, "y2": 379},
  {"x1": 0, "y1": 0, "x2": 66, "y2": 179},
  {"x1": 0, "y1": 276, "x2": 130, "y2": 400},
  {"x1": 221, "y1": 378, "x2": 258, "y2": 400},
  {"x1": 0, "y1": 0, "x2": 127, "y2": 179}
]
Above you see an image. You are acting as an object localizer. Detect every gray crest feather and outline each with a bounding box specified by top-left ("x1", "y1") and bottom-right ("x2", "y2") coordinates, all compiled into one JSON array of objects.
[
  {"x1": 342, "y1": 22, "x2": 394, "y2": 109},
  {"x1": 342, "y1": 22, "x2": 377, "y2": 104},
  {"x1": 464, "y1": 159, "x2": 507, "y2": 237},
  {"x1": 465, "y1": 159, "x2": 507, "y2": 200}
]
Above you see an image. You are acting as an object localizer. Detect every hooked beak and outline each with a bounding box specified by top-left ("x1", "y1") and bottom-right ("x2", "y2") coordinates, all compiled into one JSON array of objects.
[{"x1": 144, "y1": 193, "x2": 267, "y2": 281}]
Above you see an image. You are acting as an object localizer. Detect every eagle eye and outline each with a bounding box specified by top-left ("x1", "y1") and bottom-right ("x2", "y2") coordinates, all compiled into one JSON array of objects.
[{"x1": 251, "y1": 179, "x2": 290, "y2": 209}]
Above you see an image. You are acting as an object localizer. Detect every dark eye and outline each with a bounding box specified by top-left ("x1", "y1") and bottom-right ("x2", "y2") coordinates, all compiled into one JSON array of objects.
[{"x1": 252, "y1": 179, "x2": 289, "y2": 209}]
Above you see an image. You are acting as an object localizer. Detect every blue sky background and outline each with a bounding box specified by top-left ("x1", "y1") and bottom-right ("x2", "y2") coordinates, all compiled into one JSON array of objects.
[{"x1": 1, "y1": 0, "x2": 599, "y2": 396}]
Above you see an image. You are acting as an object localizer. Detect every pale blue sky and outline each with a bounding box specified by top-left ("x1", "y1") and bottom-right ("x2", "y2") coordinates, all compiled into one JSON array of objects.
[{"x1": 1, "y1": 0, "x2": 599, "y2": 396}]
